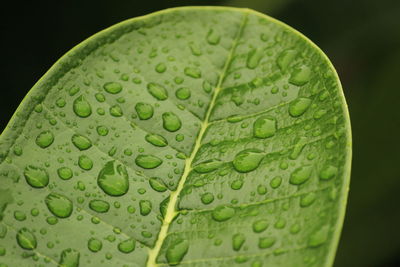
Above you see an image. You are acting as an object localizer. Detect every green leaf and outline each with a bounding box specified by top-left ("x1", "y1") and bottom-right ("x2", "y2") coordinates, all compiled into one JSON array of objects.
[{"x1": 0, "y1": 6, "x2": 351, "y2": 267}]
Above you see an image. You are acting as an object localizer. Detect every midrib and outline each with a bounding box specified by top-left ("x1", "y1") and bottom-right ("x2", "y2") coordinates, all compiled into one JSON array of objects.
[{"x1": 146, "y1": 11, "x2": 248, "y2": 266}]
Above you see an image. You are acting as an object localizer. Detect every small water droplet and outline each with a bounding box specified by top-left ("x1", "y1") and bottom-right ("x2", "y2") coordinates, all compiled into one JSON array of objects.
[
  {"x1": 289, "y1": 166, "x2": 312, "y2": 185},
  {"x1": 201, "y1": 192, "x2": 214, "y2": 205},
  {"x1": 147, "y1": 83, "x2": 168, "y2": 100},
  {"x1": 139, "y1": 200, "x2": 152, "y2": 216},
  {"x1": 319, "y1": 165, "x2": 338, "y2": 180},
  {"x1": 193, "y1": 159, "x2": 223, "y2": 173},
  {"x1": 16, "y1": 228, "x2": 37, "y2": 250},
  {"x1": 300, "y1": 192, "x2": 316, "y2": 207},
  {"x1": 73, "y1": 95, "x2": 92, "y2": 118},
  {"x1": 162, "y1": 112, "x2": 182, "y2": 132},
  {"x1": 258, "y1": 237, "x2": 276, "y2": 249},
  {"x1": 135, "y1": 102, "x2": 154, "y2": 120},
  {"x1": 103, "y1": 82, "x2": 122, "y2": 94},
  {"x1": 247, "y1": 48, "x2": 264, "y2": 69},
  {"x1": 308, "y1": 226, "x2": 329, "y2": 247},
  {"x1": 206, "y1": 29, "x2": 220, "y2": 45},
  {"x1": 71, "y1": 134, "x2": 92, "y2": 151},
  {"x1": 97, "y1": 161, "x2": 129, "y2": 196},
  {"x1": 289, "y1": 66, "x2": 311, "y2": 86},
  {"x1": 88, "y1": 238, "x2": 102, "y2": 252},
  {"x1": 145, "y1": 134, "x2": 168, "y2": 147},
  {"x1": 253, "y1": 219, "x2": 269, "y2": 233},
  {"x1": 59, "y1": 248, "x2": 80, "y2": 267},
  {"x1": 175, "y1": 87, "x2": 191, "y2": 100},
  {"x1": 253, "y1": 116, "x2": 277, "y2": 139},
  {"x1": 57, "y1": 167, "x2": 73, "y2": 180},
  {"x1": 166, "y1": 239, "x2": 189, "y2": 266},
  {"x1": 135, "y1": 154, "x2": 163, "y2": 169},
  {"x1": 184, "y1": 67, "x2": 201, "y2": 79},
  {"x1": 277, "y1": 49, "x2": 297, "y2": 71},
  {"x1": 78, "y1": 155, "x2": 93, "y2": 170},
  {"x1": 288, "y1": 97, "x2": 311, "y2": 117},
  {"x1": 97, "y1": 125, "x2": 109, "y2": 136},
  {"x1": 232, "y1": 233, "x2": 245, "y2": 251},
  {"x1": 110, "y1": 104, "x2": 123, "y2": 117},
  {"x1": 149, "y1": 177, "x2": 168, "y2": 192},
  {"x1": 233, "y1": 149, "x2": 264, "y2": 173},
  {"x1": 155, "y1": 63, "x2": 167, "y2": 73},
  {"x1": 89, "y1": 199, "x2": 110, "y2": 213},
  {"x1": 24, "y1": 165, "x2": 49, "y2": 188},
  {"x1": 212, "y1": 205, "x2": 235, "y2": 222},
  {"x1": 45, "y1": 193, "x2": 73, "y2": 218},
  {"x1": 35, "y1": 130, "x2": 54, "y2": 148}
]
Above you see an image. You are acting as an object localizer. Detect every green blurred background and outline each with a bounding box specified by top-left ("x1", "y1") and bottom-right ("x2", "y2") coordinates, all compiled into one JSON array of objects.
[{"x1": 1, "y1": 0, "x2": 399, "y2": 266}]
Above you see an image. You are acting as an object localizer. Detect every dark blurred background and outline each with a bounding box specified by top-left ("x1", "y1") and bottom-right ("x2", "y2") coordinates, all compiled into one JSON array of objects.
[{"x1": 1, "y1": 0, "x2": 399, "y2": 266}]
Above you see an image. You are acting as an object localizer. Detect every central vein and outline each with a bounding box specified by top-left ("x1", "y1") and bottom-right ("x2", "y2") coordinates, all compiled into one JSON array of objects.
[{"x1": 146, "y1": 12, "x2": 248, "y2": 266}]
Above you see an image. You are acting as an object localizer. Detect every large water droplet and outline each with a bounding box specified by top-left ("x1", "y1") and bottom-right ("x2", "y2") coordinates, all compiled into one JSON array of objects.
[
  {"x1": 135, "y1": 154, "x2": 162, "y2": 169},
  {"x1": 135, "y1": 102, "x2": 154, "y2": 120},
  {"x1": 166, "y1": 239, "x2": 189, "y2": 266},
  {"x1": 78, "y1": 155, "x2": 93, "y2": 170},
  {"x1": 147, "y1": 83, "x2": 168, "y2": 100},
  {"x1": 88, "y1": 238, "x2": 102, "y2": 252},
  {"x1": 103, "y1": 82, "x2": 122, "y2": 94},
  {"x1": 36, "y1": 130, "x2": 54, "y2": 148},
  {"x1": 233, "y1": 149, "x2": 264, "y2": 173},
  {"x1": 16, "y1": 228, "x2": 37, "y2": 250},
  {"x1": 45, "y1": 193, "x2": 73, "y2": 218},
  {"x1": 145, "y1": 134, "x2": 168, "y2": 147},
  {"x1": 289, "y1": 66, "x2": 311, "y2": 86},
  {"x1": 277, "y1": 49, "x2": 297, "y2": 71},
  {"x1": 24, "y1": 165, "x2": 49, "y2": 188},
  {"x1": 89, "y1": 199, "x2": 110, "y2": 213},
  {"x1": 289, "y1": 166, "x2": 313, "y2": 185},
  {"x1": 73, "y1": 95, "x2": 92, "y2": 118},
  {"x1": 253, "y1": 116, "x2": 277, "y2": 139},
  {"x1": 175, "y1": 87, "x2": 191, "y2": 100},
  {"x1": 232, "y1": 233, "x2": 245, "y2": 251},
  {"x1": 149, "y1": 177, "x2": 167, "y2": 192},
  {"x1": 212, "y1": 205, "x2": 235, "y2": 222},
  {"x1": 71, "y1": 134, "x2": 92, "y2": 151},
  {"x1": 162, "y1": 112, "x2": 182, "y2": 132},
  {"x1": 288, "y1": 97, "x2": 312, "y2": 117},
  {"x1": 247, "y1": 48, "x2": 264, "y2": 69},
  {"x1": 139, "y1": 200, "x2": 152, "y2": 216},
  {"x1": 193, "y1": 159, "x2": 223, "y2": 173},
  {"x1": 118, "y1": 239, "x2": 136, "y2": 253},
  {"x1": 59, "y1": 248, "x2": 80, "y2": 267},
  {"x1": 97, "y1": 161, "x2": 129, "y2": 196}
]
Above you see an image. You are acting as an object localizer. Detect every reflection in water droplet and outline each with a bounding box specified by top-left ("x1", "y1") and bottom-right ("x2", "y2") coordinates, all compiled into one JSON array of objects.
[
  {"x1": 253, "y1": 116, "x2": 277, "y2": 139},
  {"x1": 97, "y1": 161, "x2": 129, "y2": 196},
  {"x1": 289, "y1": 97, "x2": 312, "y2": 117},
  {"x1": 71, "y1": 134, "x2": 92, "y2": 151},
  {"x1": 45, "y1": 193, "x2": 73, "y2": 218},
  {"x1": 24, "y1": 165, "x2": 49, "y2": 188},
  {"x1": 36, "y1": 130, "x2": 54, "y2": 148},
  {"x1": 147, "y1": 83, "x2": 168, "y2": 100},
  {"x1": 16, "y1": 228, "x2": 37, "y2": 250},
  {"x1": 135, "y1": 102, "x2": 154, "y2": 120},
  {"x1": 73, "y1": 95, "x2": 92, "y2": 118},
  {"x1": 166, "y1": 239, "x2": 189, "y2": 266},
  {"x1": 233, "y1": 149, "x2": 264, "y2": 173},
  {"x1": 162, "y1": 112, "x2": 182, "y2": 132}
]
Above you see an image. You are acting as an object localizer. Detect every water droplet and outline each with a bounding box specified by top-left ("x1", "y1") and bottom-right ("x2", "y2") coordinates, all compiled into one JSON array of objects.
[
  {"x1": 289, "y1": 66, "x2": 311, "y2": 86},
  {"x1": 97, "y1": 125, "x2": 109, "y2": 136},
  {"x1": 319, "y1": 165, "x2": 338, "y2": 180},
  {"x1": 175, "y1": 87, "x2": 191, "y2": 100},
  {"x1": 14, "y1": 211, "x2": 26, "y2": 221},
  {"x1": 277, "y1": 49, "x2": 297, "y2": 71},
  {"x1": 288, "y1": 97, "x2": 312, "y2": 117},
  {"x1": 253, "y1": 219, "x2": 269, "y2": 233},
  {"x1": 97, "y1": 161, "x2": 129, "y2": 196},
  {"x1": 231, "y1": 179, "x2": 243, "y2": 190},
  {"x1": 118, "y1": 239, "x2": 136, "y2": 253},
  {"x1": 233, "y1": 149, "x2": 264, "y2": 173},
  {"x1": 155, "y1": 63, "x2": 167, "y2": 73},
  {"x1": 78, "y1": 155, "x2": 93, "y2": 170},
  {"x1": 300, "y1": 192, "x2": 316, "y2": 207},
  {"x1": 24, "y1": 165, "x2": 49, "y2": 188},
  {"x1": 289, "y1": 166, "x2": 312, "y2": 185},
  {"x1": 162, "y1": 112, "x2": 182, "y2": 132},
  {"x1": 59, "y1": 248, "x2": 80, "y2": 267},
  {"x1": 212, "y1": 205, "x2": 235, "y2": 222},
  {"x1": 258, "y1": 237, "x2": 276, "y2": 249},
  {"x1": 110, "y1": 104, "x2": 123, "y2": 117},
  {"x1": 149, "y1": 177, "x2": 167, "y2": 192},
  {"x1": 145, "y1": 134, "x2": 168, "y2": 147},
  {"x1": 73, "y1": 95, "x2": 92, "y2": 118},
  {"x1": 139, "y1": 200, "x2": 152, "y2": 216},
  {"x1": 56, "y1": 97, "x2": 66, "y2": 107},
  {"x1": 89, "y1": 199, "x2": 110, "y2": 213},
  {"x1": 135, "y1": 154, "x2": 163, "y2": 169},
  {"x1": 206, "y1": 29, "x2": 220, "y2": 45},
  {"x1": 189, "y1": 43, "x2": 202, "y2": 56},
  {"x1": 57, "y1": 167, "x2": 73, "y2": 180},
  {"x1": 147, "y1": 83, "x2": 168, "y2": 100},
  {"x1": 193, "y1": 159, "x2": 223, "y2": 173},
  {"x1": 308, "y1": 226, "x2": 329, "y2": 247},
  {"x1": 71, "y1": 134, "x2": 92, "y2": 151},
  {"x1": 247, "y1": 48, "x2": 264, "y2": 69},
  {"x1": 16, "y1": 228, "x2": 37, "y2": 250},
  {"x1": 135, "y1": 102, "x2": 154, "y2": 120},
  {"x1": 203, "y1": 80, "x2": 212, "y2": 93},
  {"x1": 160, "y1": 196, "x2": 170, "y2": 218},
  {"x1": 88, "y1": 238, "x2": 102, "y2": 252},
  {"x1": 103, "y1": 82, "x2": 122, "y2": 94},
  {"x1": 166, "y1": 239, "x2": 189, "y2": 266},
  {"x1": 45, "y1": 193, "x2": 73, "y2": 218},
  {"x1": 201, "y1": 192, "x2": 214, "y2": 205},
  {"x1": 232, "y1": 233, "x2": 245, "y2": 251},
  {"x1": 270, "y1": 176, "x2": 282, "y2": 189},
  {"x1": 35, "y1": 130, "x2": 54, "y2": 148},
  {"x1": 184, "y1": 67, "x2": 201, "y2": 79},
  {"x1": 253, "y1": 116, "x2": 277, "y2": 139}
]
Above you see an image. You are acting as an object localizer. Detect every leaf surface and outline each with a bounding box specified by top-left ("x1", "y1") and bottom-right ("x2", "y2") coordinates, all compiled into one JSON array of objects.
[{"x1": 0, "y1": 6, "x2": 351, "y2": 267}]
